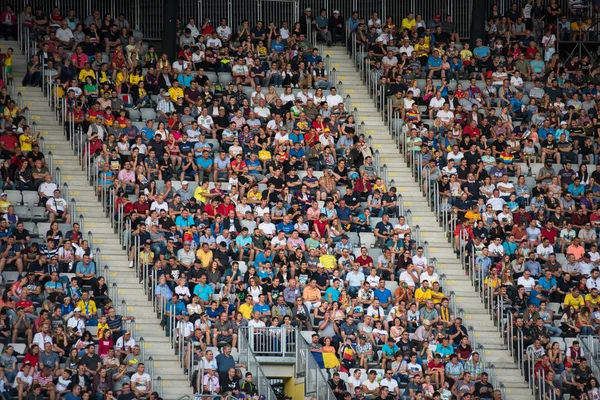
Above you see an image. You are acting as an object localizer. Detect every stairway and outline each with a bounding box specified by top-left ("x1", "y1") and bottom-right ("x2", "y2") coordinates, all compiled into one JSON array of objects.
[
  {"x1": 2, "y1": 39, "x2": 192, "y2": 399},
  {"x1": 325, "y1": 46, "x2": 534, "y2": 400}
]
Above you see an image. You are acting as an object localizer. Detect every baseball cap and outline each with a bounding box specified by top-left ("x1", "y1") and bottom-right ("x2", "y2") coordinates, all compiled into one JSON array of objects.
[
  {"x1": 0, "y1": 193, "x2": 6, "y2": 197},
  {"x1": 125, "y1": 330, "x2": 131, "y2": 335},
  {"x1": 565, "y1": 362, "x2": 573, "y2": 367},
  {"x1": 182, "y1": 181, "x2": 189, "y2": 185},
  {"x1": 333, "y1": 10, "x2": 339, "y2": 14},
  {"x1": 74, "y1": 307, "x2": 82, "y2": 312}
]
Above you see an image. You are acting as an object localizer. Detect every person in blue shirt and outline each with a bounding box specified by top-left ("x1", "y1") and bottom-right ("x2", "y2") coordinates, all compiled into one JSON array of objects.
[
  {"x1": 538, "y1": 270, "x2": 557, "y2": 297},
  {"x1": 193, "y1": 275, "x2": 214, "y2": 303},
  {"x1": 163, "y1": 293, "x2": 185, "y2": 331},
  {"x1": 289, "y1": 129, "x2": 304, "y2": 145},
  {"x1": 155, "y1": 275, "x2": 173, "y2": 303},
  {"x1": 289, "y1": 141, "x2": 306, "y2": 160},
  {"x1": 381, "y1": 337, "x2": 399, "y2": 370},
  {"x1": 141, "y1": 119, "x2": 155, "y2": 142},
  {"x1": 276, "y1": 218, "x2": 295, "y2": 236},
  {"x1": 529, "y1": 284, "x2": 548, "y2": 307},
  {"x1": 175, "y1": 209, "x2": 195, "y2": 230},
  {"x1": 473, "y1": 39, "x2": 491, "y2": 69},
  {"x1": 537, "y1": 120, "x2": 555, "y2": 141},
  {"x1": 325, "y1": 279, "x2": 341, "y2": 303},
  {"x1": 270, "y1": 36, "x2": 285, "y2": 53},
  {"x1": 304, "y1": 48, "x2": 323, "y2": 66},
  {"x1": 75, "y1": 254, "x2": 96, "y2": 287},
  {"x1": 567, "y1": 178, "x2": 586, "y2": 199},
  {"x1": 373, "y1": 280, "x2": 393, "y2": 309},
  {"x1": 253, "y1": 294, "x2": 271, "y2": 319},
  {"x1": 235, "y1": 228, "x2": 254, "y2": 261},
  {"x1": 255, "y1": 248, "x2": 273, "y2": 268},
  {"x1": 426, "y1": 49, "x2": 444, "y2": 79},
  {"x1": 510, "y1": 93, "x2": 526, "y2": 119}
]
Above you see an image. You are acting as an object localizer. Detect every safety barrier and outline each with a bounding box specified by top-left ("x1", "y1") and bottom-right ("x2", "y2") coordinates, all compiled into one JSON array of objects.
[
  {"x1": 293, "y1": 327, "x2": 338, "y2": 400},
  {"x1": 237, "y1": 329, "x2": 282, "y2": 400},
  {"x1": 239, "y1": 326, "x2": 297, "y2": 358}
]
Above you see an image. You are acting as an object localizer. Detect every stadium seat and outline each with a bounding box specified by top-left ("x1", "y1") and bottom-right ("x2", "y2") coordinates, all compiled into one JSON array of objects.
[
  {"x1": 5, "y1": 190, "x2": 21, "y2": 205},
  {"x1": 359, "y1": 232, "x2": 376, "y2": 248},
  {"x1": 140, "y1": 108, "x2": 157, "y2": 121}
]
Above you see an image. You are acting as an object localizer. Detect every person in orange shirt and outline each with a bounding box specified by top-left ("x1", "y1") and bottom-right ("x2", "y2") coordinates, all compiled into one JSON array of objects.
[{"x1": 302, "y1": 279, "x2": 322, "y2": 311}]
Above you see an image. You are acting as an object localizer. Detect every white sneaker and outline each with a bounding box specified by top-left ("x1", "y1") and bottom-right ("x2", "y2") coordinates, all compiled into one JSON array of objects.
[{"x1": 129, "y1": 261, "x2": 134, "y2": 268}]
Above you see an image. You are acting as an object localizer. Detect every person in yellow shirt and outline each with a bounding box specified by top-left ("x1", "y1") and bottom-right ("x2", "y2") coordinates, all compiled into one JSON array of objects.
[
  {"x1": 460, "y1": 43, "x2": 473, "y2": 62},
  {"x1": 19, "y1": 125, "x2": 38, "y2": 152},
  {"x1": 414, "y1": 280, "x2": 433, "y2": 306},
  {"x1": 194, "y1": 181, "x2": 211, "y2": 204},
  {"x1": 414, "y1": 38, "x2": 430, "y2": 63},
  {"x1": 585, "y1": 288, "x2": 599, "y2": 309},
  {"x1": 0, "y1": 193, "x2": 11, "y2": 214},
  {"x1": 401, "y1": 13, "x2": 416, "y2": 31},
  {"x1": 430, "y1": 282, "x2": 445, "y2": 304},
  {"x1": 4, "y1": 47, "x2": 13, "y2": 80},
  {"x1": 168, "y1": 80, "x2": 184, "y2": 102},
  {"x1": 464, "y1": 204, "x2": 481, "y2": 223},
  {"x1": 76, "y1": 292, "x2": 97, "y2": 322},
  {"x1": 319, "y1": 252, "x2": 337, "y2": 270},
  {"x1": 78, "y1": 63, "x2": 95, "y2": 82},
  {"x1": 97, "y1": 315, "x2": 110, "y2": 339},
  {"x1": 238, "y1": 295, "x2": 254, "y2": 320},
  {"x1": 196, "y1": 243, "x2": 213, "y2": 268},
  {"x1": 563, "y1": 287, "x2": 585, "y2": 310}
]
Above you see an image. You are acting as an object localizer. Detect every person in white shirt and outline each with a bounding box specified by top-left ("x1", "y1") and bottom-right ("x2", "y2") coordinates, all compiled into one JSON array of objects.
[
  {"x1": 130, "y1": 363, "x2": 152, "y2": 398},
  {"x1": 216, "y1": 20, "x2": 232, "y2": 42},
  {"x1": 486, "y1": 190, "x2": 507, "y2": 211},
  {"x1": 399, "y1": 39, "x2": 414, "y2": 56},
  {"x1": 586, "y1": 269, "x2": 600, "y2": 290},
  {"x1": 393, "y1": 216, "x2": 411, "y2": 239},
  {"x1": 516, "y1": 270, "x2": 536, "y2": 292},
  {"x1": 420, "y1": 265, "x2": 439, "y2": 284},
  {"x1": 488, "y1": 237, "x2": 505, "y2": 259},
  {"x1": 436, "y1": 104, "x2": 454, "y2": 127},
  {"x1": 428, "y1": 93, "x2": 446, "y2": 119},
  {"x1": 412, "y1": 247, "x2": 428, "y2": 271},
  {"x1": 46, "y1": 189, "x2": 71, "y2": 224},
  {"x1": 380, "y1": 371, "x2": 400, "y2": 398},
  {"x1": 206, "y1": 32, "x2": 222, "y2": 49},
  {"x1": 171, "y1": 59, "x2": 189, "y2": 74},
  {"x1": 399, "y1": 267, "x2": 417, "y2": 288},
  {"x1": 32, "y1": 329, "x2": 53, "y2": 348},
  {"x1": 326, "y1": 88, "x2": 343, "y2": 108},
  {"x1": 347, "y1": 369, "x2": 364, "y2": 392},
  {"x1": 55, "y1": 21, "x2": 74, "y2": 47},
  {"x1": 38, "y1": 174, "x2": 58, "y2": 202},
  {"x1": 250, "y1": 87, "x2": 266, "y2": 107},
  {"x1": 258, "y1": 217, "x2": 276, "y2": 238},
  {"x1": 295, "y1": 89, "x2": 314, "y2": 105},
  {"x1": 175, "y1": 312, "x2": 194, "y2": 340},
  {"x1": 150, "y1": 195, "x2": 169, "y2": 213},
  {"x1": 115, "y1": 330, "x2": 136, "y2": 357}
]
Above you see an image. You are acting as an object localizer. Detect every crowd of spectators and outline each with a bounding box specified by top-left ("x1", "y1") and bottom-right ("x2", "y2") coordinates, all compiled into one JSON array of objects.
[{"x1": 3, "y1": 0, "x2": 600, "y2": 399}]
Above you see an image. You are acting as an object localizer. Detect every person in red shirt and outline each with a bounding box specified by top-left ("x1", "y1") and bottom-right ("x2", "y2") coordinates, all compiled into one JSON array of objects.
[
  {"x1": 355, "y1": 247, "x2": 374, "y2": 269},
  {"x1": 313, "y1": 213, "x2": 329, "y2": 238},
  {"x1": 216, "y1": 196, "x2": 235, "y2": 216},
  {"x1": 540, "y1": 221, "x2": 559, "y2": 248},
  {"x1": 132, "y1": 194, "x2": 149, "y2": 216},
  {"x1": 463, "y1": 120, "x2": 480, "y2": 139}
]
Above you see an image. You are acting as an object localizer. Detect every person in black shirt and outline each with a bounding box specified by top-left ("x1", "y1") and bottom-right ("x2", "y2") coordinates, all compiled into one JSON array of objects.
[
  {"x1": 329, "y1": 372, "x2": 347, "y2": 400},
  {"x1": 474, "y1": 372, "x2": 494, "y2": 399},
  {"x1": 220, "y1": 367, "x2": 240, "y2": 397}
]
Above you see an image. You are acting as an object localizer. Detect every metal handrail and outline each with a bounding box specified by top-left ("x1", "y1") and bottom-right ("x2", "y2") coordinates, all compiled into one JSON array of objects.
[
  {"x1": 111, "y1": 282, "x2": 119, "y2": 309},
  {"x1": 237, "y1": 329, "x2": 281, "y2": 400}
]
